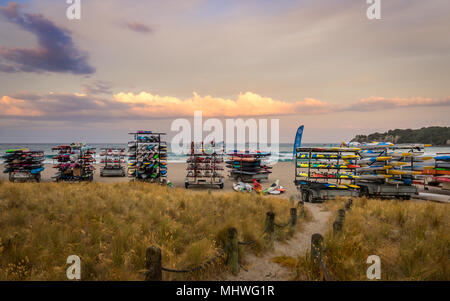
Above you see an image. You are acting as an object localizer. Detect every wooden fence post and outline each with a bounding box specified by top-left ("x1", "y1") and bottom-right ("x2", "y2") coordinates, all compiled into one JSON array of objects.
[
  {"x1": 226, "y1": 227, "x2": 239, "y2": 275},
  {"x1": 298, "y1": 201, "x2": 305, "y2": 218},
  {"x1": 333, "y1": 220, "x2": 343, "y2": 235},
  {"x1": 337, "y1": 209, "x2": 346, "y2": 223},
  {"x1": 345, "y1": 199, "x2": 352, "y2": 211},
  {"x1": 311, "y1": 233, "x2": 323, "y2": 272},
  {"x1": 145, "y1": 246, "x2": 162, "y2": 281},
  {"x1": 290, "y1": 208, "x2": 297, "y2": 227},
  {"x1": 265, "y1": 211, "x2": 275, "y2": 243}
]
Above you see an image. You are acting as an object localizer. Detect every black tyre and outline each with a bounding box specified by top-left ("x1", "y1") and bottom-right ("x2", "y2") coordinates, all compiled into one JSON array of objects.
[
  {"x1": 301, "y1": 190, "x2": 308, "y2": 202},
  {"x1": 307, "y1": 191, "x2": 314, "y2": 203},
  {"x1": 302, "y1": 190, "x2": 311, "y2": 203},
  {"x1": 360, "y1": 186, "x2": 370, "y2": 198}
]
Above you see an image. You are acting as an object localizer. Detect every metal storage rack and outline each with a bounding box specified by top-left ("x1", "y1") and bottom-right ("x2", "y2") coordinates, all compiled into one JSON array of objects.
[
  {"x1": 2, "y1": 149, "x2": 45, "y2": 182},
  {"x1": 294, "y1": 147, "x2": 360, "y2": 202},
  {"x1": 127, "y1": 131, "x2": 168, "y2": 183},
  {"x1": 354, "y1": 144, "x2": 428, "y2": 199},
  {"x1": 185, "y1": 141, "x2": 224, "y2": 189},
  {"x1": 227, "y1": 150, "x2": 272, "y2": 183},
  {"x1": 52, "y1": 144, "x2": 96, "y2": 182},
  {"x1": 99, "y1": 148, "x2": 126, "y2": 177}
]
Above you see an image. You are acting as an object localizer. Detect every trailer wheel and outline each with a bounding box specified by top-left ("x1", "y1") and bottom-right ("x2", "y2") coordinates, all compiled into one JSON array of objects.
[
  {"x1": 303, "y1": 190, "x2": 313, "y2": 203},
  {"x1": 301, "y1": 191, "x2": 308, "y2": 202},
  {"x1": 360, "y1": 186, "x2": 370, "y2": 198},
  {"x1": 307, "y1": 191, "x2": 314, "y2": 203}
]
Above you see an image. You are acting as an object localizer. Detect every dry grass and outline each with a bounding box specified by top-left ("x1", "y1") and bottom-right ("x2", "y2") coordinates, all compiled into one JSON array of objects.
[
  {"x1": 0, "y1": 181, "x2": 306, "y2": 280},
  {"x1": 296, "y1": 198, "x2": 450, "y2": 280}
]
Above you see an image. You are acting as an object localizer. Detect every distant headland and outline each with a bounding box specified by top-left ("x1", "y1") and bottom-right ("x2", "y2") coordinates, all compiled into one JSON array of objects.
[{"x1": 351, "y1": 126, "x2": 450, "y2": 146}]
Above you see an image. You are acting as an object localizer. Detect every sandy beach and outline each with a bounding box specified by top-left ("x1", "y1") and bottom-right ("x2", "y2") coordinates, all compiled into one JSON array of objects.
[{"x1": 0, "y1": 162, "x2": 301, "y2": 199}]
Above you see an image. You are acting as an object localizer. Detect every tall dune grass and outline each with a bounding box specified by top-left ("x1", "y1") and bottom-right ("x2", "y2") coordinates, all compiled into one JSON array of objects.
[
  {"x1": 0, "y1": 181, "x2": 302, "y2": 280},
  {"x1": 296, "y1": 198, "x2": 450, "y2": 280}
]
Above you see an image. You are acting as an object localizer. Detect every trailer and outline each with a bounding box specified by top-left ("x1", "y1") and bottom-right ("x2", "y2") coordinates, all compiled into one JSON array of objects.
[
  {"x1": 294, "y1": 147, "x2": 361, "y2": 203},
  {"x1": 295, "y1": 180, "x2": 359, "y2": 203},
  {"x1": 357, "y1": 180, "x2": 418, "y2": 200},
  {"x1": 9, "y1": 170, "x2": 41, "y2": 183},
  {"x1": 99, "y1": 148, "x2": 126, "y2": 177}
]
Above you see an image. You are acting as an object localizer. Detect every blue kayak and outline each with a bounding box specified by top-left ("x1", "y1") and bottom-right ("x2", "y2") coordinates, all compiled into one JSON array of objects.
[
  {"x1": 435, "y1": 155, "x2": 450, "y2": 161},
  {"x1": 30, "y1": 167, "x2": 44, "y2": 174}
]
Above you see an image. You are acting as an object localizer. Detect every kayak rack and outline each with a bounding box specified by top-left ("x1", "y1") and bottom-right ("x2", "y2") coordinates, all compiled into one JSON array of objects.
[
  {"x1": 2, "y1": 148, "x2": 45, "y2": 183},
  {"x1": 294, "y1": 147, "x2": 361, "y2": 202},
  {"x1": 227, "y1": 150, "x2": 272, "y2": 183},
  {"x1": 127, "y1": 131, "x2": 168, "y2": 183},
  {"x1": 185, "y1": 141, "x2": 224, "y2": 189},
  {"x1": 99, "y1": 148, "x2": 126, "y2": 177},
  {"x1": 52, "y1": 143, "x2": 96, "y2": 182}
]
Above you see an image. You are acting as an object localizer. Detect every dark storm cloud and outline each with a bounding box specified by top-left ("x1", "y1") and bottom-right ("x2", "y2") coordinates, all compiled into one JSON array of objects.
[{"x1": 0, "y1": 3, "x2": 95, "y2": 74}]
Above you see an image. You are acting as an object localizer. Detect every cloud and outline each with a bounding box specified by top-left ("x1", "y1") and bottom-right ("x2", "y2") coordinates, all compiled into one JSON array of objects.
[
  {"x1": 1, "y1": 90, "x2": 450, "y2": 122},
  {"x1": 344, "y1": 96, "x2": 450, "y2": 112},
  {"x1": 0, "y1": 3, "x2": 95, "y2": 74},
  {"x1": 82, "y1": 81, "x2": 113, "y2": 95},
  {"x1": 0, "y1": 92, "x2": 128, "y2": 121},
  {"x1": 113, "y1": 91, "x2": 331, "y2": 117},
  {"x1": 125, "y1": 22, "x2": 153, "y2": 34}
]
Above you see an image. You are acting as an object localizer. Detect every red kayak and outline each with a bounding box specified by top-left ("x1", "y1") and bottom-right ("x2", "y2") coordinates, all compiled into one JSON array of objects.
[{"x1": 434, "y1": 177, "x2": 450, "y2": 183}]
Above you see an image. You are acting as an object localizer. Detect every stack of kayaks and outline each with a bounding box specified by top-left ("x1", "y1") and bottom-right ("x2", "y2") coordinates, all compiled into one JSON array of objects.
[
  {"x1": 226, "y1": 150, "x2": 272, "y2": 182},
  {"x1": 432, "y1": 155, "x2": 450, "y2": 189},
  {"x1": 2, "y1": 148, "x2": 45, "y2": 182},
  {"x1": 127, "y1": 131, "x2": 168, "y2": 182},
  {"x1": 99, "y1": 148, "x2": 126, "y2": 177},
  {"x1": 295, "y1": 147, "x2": 361, "y2": 190},
  {"x1": 185, "y1": 141, "x2": 224, "y2": 188},
  {"x1": 52, "y1": 143, "x2": 96, "y2": 182},
  {"x1": 433, "y1": 155, "x2": 450, "y2": 175},
  {"x1": 351, "y1": 143, "x2": 434, "y2": 185}
]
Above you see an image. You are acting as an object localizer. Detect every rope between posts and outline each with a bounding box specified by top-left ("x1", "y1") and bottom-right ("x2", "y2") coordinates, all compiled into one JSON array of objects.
[
  {"x1": 274, "y1": 217, "x2": 291, "y2": 228},
  {"x1": 319, "y1": 257, "x2": 332, "y2": 281},
  {"x1": 238, "y1": 222, "x2": 269, "y2": 245}
]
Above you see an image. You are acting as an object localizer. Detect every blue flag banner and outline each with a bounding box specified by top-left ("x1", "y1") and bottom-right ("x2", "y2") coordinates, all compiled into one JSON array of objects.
[{"x1": 293, "y1": 125, "x2": 304, "y2": 157}]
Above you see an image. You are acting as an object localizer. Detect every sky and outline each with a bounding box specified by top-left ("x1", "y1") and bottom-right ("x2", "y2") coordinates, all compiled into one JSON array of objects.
[{"x1": 0, "y1": 0, "x2": 449, "y2": 143}]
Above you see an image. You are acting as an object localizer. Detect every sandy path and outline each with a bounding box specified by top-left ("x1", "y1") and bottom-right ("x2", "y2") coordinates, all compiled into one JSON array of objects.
[{"x1": 214, "y1": 203, "x2": 331, "y2": 281}]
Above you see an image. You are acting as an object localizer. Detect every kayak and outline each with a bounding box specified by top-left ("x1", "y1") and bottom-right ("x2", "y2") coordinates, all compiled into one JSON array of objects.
[
  {"x1": 296, "y1": 147, "x2": 361, "y2": 153},
  {"x1": 359, "y1": 156, "x2": 392, "y2": 163},
  {"x1": 297, "y1": 154, "x2": 358, "y2": 159},
  {"x1": 434, "y1": 155, "x2": 450, "y2": 161},
  {"x1": 297, "y1": 163, "x2": 359, "y2": 169},
  {"x1": 386, "y1": 169, "x2": 421, "y2": 175}
]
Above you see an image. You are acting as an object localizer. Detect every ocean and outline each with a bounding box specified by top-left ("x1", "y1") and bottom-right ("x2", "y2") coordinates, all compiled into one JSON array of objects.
[{"x1": 1, "y1": 143, "x2": 449, "y2": 164}]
